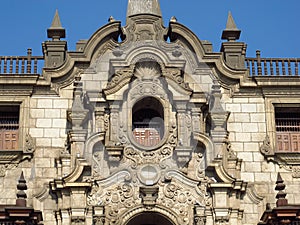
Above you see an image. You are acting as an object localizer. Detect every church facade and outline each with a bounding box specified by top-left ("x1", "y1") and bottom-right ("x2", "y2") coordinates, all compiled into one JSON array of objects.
[{"x1": 0, "y1": 1, "x2": 299, "y2": 225}]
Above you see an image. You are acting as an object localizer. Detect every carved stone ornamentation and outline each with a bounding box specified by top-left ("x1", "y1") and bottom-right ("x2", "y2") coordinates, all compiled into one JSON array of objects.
[
  {"x1": 71, "y1": 217, "x2": 85, "y2": 225},
  {"x1": 24, "y1": 133, "x2": 35, "y2": 153},
  {"x1": 260, "y1": 135, "x2": 272, "y2": 156},
  {"x1": 292, "y1": 166, "x2": 300, "y2": 178},
  {"x1": 104, "y1": 68, "x2": 134, "y2": 95},
  {"x1": 0, "y1": 164, "x2": 18, "y2": 177},
  {"x1": 93, "y1": 216, "x2": 105, "y2": 225},
  {"x1": 194, "y1": 216, "x2": 206, "y2": 225},
  {"x1": 124, "y1": 145, "x2": 172, "y2": 168},
  {"x1": 162, "y1": 68, "x2": 192, "y2": 94},
  {"x1": 134, "y1": 61, "x2": 161, "y2": 80},
  {"x1": 88, "y1": 181, "x2": 141, "y2": 224},
  {"x1": 157, "y1": 174, "x2": 208, "y2": 225}
]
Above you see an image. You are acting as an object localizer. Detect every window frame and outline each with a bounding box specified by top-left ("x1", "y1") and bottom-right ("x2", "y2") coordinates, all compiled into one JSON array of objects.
[
  {"x1": 264, "y1": 98, "x2": 300, "y2": 165},
  {"x1": 0, "y1": 96, "x2": 32, "y2": 164}
]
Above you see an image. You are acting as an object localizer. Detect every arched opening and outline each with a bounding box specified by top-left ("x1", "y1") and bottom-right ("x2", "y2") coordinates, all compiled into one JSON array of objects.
[
  {"x1": 132, "y1": 97, "x2": 164, "y2": 147},
  {"x1": 125, "y1": 212, "x2": 174, "y2": 225}
]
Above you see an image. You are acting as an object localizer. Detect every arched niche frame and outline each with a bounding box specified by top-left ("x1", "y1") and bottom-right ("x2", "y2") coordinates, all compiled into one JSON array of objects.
[
  {"x1": 119, "y1": 205, "x2": 178, "y2": 225},
  {"x1": 124, "y1": 61, "x2": 173, "y2": 151},
  {"x1": 83, "y1": 133, "x2": 110, "y2": 178}
]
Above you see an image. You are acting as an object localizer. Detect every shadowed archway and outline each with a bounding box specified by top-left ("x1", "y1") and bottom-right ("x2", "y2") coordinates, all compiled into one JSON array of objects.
[{"x1": 125, "y1": 212, "x2": 175, "y2": 225}]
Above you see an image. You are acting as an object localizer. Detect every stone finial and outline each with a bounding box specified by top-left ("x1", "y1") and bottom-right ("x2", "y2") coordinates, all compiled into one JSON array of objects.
[
  {"x1": 47, "y1": 9, "x2": 66, "y2": 40},
  {"x1": 221, "y1": 11, "x2": 241, "y2": 41},
  {"x1": 108, "y1": 16, "x2": 116, "y2": 23},
  {"x1": 16, "y1": 171, "x2": 27, "y2": 207},
  {"x1": 275, "y1": 173, "x2": 288, "y2": 207},
  {"x1": 170, "y1": 16, "x2": 177, "y2": 23},
  {"x1": 127, "y1": 0, "x2": 162, "y2": 17}
]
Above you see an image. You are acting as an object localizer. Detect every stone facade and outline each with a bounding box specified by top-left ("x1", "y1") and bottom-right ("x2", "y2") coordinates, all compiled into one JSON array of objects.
[{"x1": 0, "y1": 1, "x2": 299, "y2": 225}]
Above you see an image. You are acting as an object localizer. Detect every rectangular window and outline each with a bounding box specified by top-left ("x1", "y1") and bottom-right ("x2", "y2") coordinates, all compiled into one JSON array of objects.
[
  {"x1": 0, "y1": 106, "x2": 19, "y2": 150},
  {"x1": 275, "y1": 107, "x2": 300, "y2": 152}
]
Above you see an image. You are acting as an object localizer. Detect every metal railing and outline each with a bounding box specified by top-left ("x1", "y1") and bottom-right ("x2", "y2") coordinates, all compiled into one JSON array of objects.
[
  {"x1": 0, "y1": 49, "x2": 44, "y2": 75},
  {"x1": 245, "y1": 50, "x2": 299, "y2": 76}
]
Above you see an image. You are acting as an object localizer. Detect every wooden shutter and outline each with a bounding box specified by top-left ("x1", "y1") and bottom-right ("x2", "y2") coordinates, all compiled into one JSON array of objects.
[{"x1": 276, "y1": 133, "x2": 290, "y2": 152}]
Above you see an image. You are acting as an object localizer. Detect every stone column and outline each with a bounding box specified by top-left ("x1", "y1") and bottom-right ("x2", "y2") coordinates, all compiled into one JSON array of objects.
[
  {"x1": 67, "y1": 77, "x2": 88, "y2": 168},
  {"x1": 175, "y1": 101, "x2": 193, "y2": 169},
  {"x1": 209, "y1": 82, "x2": 230, "y2": 159}
]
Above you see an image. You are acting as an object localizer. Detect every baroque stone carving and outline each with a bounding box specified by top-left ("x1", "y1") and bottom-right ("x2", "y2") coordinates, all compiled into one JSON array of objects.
[
  {"x1": 292, "y1": 166, "x2": 300, "y2": 178},
  {"x1": 0, "y1": 164, "x2": 18, "y2": 177},
  {"x1": 88, "y1": 182, "x2": 141, "y2": 224},
  {"x1": 24, "y1": 133, "x2": 35, "y2": 153},
  {"x1": 157, "y1": 180, "x2": 203, "y2": 225},
  {"x1": 124, "y1": 145, "x2": 172, "y2": 168},
  {"x1": 260, "y1": 135, "x2": 272, "y2": 156},
  {"x1": 104, "y1": 68, "x2": 134, "y2": 95},
  {"x1": 162, "y1": 68, "x2": 192, "y2": 93},
  {"x1": 194, "y1": 216, "x2": 206, "y2": 225},
  {"x1": 93, "y1": 216, "x2": 105, "y2": 225},
  {"x1": 134, "y1": 61, "x2": 161, "y2": 80}
]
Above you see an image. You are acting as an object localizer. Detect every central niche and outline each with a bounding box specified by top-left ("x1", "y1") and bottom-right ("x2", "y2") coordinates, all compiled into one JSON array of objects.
[{"x1": 132, "y1": 97, "x2": 164, "y2": 147}]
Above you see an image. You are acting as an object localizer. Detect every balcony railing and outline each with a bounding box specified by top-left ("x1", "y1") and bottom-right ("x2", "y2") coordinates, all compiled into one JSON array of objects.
[
  {"x1": 0, "y1": 49, "x2": 44, "y2": 75},
  {"x1": 246, "y1": 50, "x2": 299, "y2": 76}
]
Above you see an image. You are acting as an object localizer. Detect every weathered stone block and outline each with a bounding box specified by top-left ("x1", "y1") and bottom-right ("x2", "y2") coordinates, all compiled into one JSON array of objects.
[
  {"x1": 52, "y1": 138, "x2": 65, "y2": 148},
  {"x1": 254, "y1": 173, "x2": 271, "y2": 182},
  {"x1": 250, "y1": 113, "x2": 266, "y2": 122},
  {"x1": 30, "y1": 128, "x2": 44, "y2": 138},
  {"x1": 241, "y1": 172, "x2": 254, "y2": 182},
  {"x1": 30, "y1": 109, "x2": 45, "y2": 118},
  {"x1": 234, "y1": 113, "x2": 250, "y2": 122},
  {"x1": 44, "y1": 128, "x2": 60, "y2": 138},
  {"x1": 230, "y1": 142, "x2": 243, "y2": 152},
  {"x1": 236, "y1": 132, "x2": 251, "y2": 142},
  {"x1": 245, "y1": 162, "x2": 261, "y2": 172},
  {"x1": 53, "y1": 99, "x2": 69, "y2": 109},
  {"x1": 233, "y1": 98, "x2": 249, "y2": 103},
  {"x1": 36, "y1": 138, "x2": 51, "y2": 147},
  {"x1": 251, "y1": 132, "x2": 265, "y2": 142},
  {"x1": 258, "y1": 123, "x2": 266, "y2": 132},
  {"x1": 52, "y1": 119, "x2": 66, "y2": 128},
  {"x1": 36, "y1": 119, "x2": 52, "y2": 128},
  {"x1": 35, "y1": 158, "x2": 51, "y2": 168},
  {"x1": 244, "y1": 142, "x2": 259, "y2": 151},
  {"x1": 241, "y1": 104, "x2": 257, "y2": 113},
  {"x1": 237, "y1": 152, "x2": 253, "y2": 161},
  {"x1": 45, "y1": 109, "x2": 61, "y2": 118},
  {"x1": 261, "y1": 162, "x2": 275, "y2": 172},
  {"x1": 256, "y1": 104, "x2": 265, "y2": 113},
  {"x1": 227, "y1": 122, "x2": 242, "y2": 132},
  {"x1": 226, "y1": 103, "x2": 241, "y2": 112},
  {"x1": 242, "y1": 123, "x2": 258, "y2": 133},
  {"x1": 37, "y1": 99, "x2": 53, "y2": 109}
]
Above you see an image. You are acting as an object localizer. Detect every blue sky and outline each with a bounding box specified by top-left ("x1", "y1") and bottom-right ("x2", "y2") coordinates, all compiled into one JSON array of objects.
[{"x1": 0, "y1": 0, "x2": 299, "y2": 58}]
